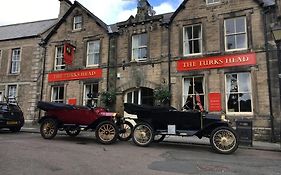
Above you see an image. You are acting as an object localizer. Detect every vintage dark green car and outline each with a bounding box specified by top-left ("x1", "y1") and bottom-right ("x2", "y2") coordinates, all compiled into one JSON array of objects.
[{"x1": 124, "y1": 103, "x2": 238, "y2": 154}]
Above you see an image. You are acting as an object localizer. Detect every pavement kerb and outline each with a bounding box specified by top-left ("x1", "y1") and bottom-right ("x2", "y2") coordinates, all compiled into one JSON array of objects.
[{"x1": 20, "y1": 125, "x2": 281, "y2": 152}]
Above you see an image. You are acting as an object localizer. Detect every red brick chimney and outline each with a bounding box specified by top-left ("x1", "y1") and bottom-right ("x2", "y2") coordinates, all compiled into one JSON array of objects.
[{"x1": 58, "y1": 0, "x2": 72, "y2": 18}]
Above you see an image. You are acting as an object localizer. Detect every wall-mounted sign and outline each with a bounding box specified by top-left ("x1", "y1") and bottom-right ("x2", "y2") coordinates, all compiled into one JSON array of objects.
[
  {"x1": 48, "y1": 68, "x2": 102, "y2": 82},
  {"x1": 68, "y1": 98, "x2": 77, "y2": 105},
  {"x1": 209, "y1": 93, "x2": 221, "y2": 112},
  {"x1": 177, "y1": 52, "x2": 256, "y2": 71}
]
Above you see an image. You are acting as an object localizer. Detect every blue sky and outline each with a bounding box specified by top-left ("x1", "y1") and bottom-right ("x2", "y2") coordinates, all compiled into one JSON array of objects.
[{"x1": 0, "y1": 0, "x2": 184, "y2": 26}]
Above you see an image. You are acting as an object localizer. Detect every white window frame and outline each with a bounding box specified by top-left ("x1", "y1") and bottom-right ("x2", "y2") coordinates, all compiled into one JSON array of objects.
[
  {"x1": 7, "y1": 84, "x2": 17, "y2": 103},
  {"x1": 73, "y1": 15, "x2": 82, "y2": 30},
  {"x1": 86, "y1": 40, "x2": 100, "y2": 67},
  {"x1": 182, "y1": 76, "x2": 205, "y2": 109},
  {"x1": 54, "y1": 45, "x2": 65, "y2": 71},
  {"x1": 132, "y1": 33, "x2": 148, "y2": 62},
  {"x1": 224, "y1": 16, "x2": 247, "y2": 51},
  {"x1": 83, "y1": 83, "x2": 99, "y2": 106},
  {"x1": 183, "y1": 24, "x2": 202, "y2": 56},
  {"x1": 206, "y1": 0, "x2": 220, "y2": 5},
  {"x1": 0, "y1": 49, "x2": 2, "y2": 69},
  {"x1": 0, "y1": 91, "x2": 3, "y2": 102},
  {"x1": 124, "y1": 89, "x2": 142, "y2": 105},
  {"x1": 10, "y1": 48, "x2": 21, "y2": 74},
  {"x1": 51, "y1": 85, "x2": 64, "y2": 103},
  {"x1": 225, "y1": 72, "x2": 253, "y2": 115}
]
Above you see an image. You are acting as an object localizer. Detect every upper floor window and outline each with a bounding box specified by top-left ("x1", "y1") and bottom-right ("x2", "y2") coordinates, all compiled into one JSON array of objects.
[
  {"x1": 224, "y1": 17, "x2": 247, "y2": 51},
  {"x1": 10, "y1": 48, "x2": 21, "y2": 74},
  {"x1": 206, "y1": 0, "x2": 220, "y2": 4},
  {"x1": 55, "y1": 46, "x2": 65, "y2": 70},
  {"x1": 183, "y1": 24, "x2": 202, "y2": 56},
  {"x1": 73, "y1": 15, "x2": 82, "y2": 30},
  {"x1": 225, "y1": 72, "x2": 252, "y2": 114},
  {"x1": 87, "y1": 40, "x2": 100, "y2": 67},
  {"x1": 132, "y1": 33, "x2": 147, "y2": 61},
  {"x1": 51, "y1": 85, "x2": 64, "y2": 103}
]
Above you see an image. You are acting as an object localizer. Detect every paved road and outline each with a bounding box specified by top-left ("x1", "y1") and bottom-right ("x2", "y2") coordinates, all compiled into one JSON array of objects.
[{"x1": 0, "y1": 131, "x2": 280, "y2": 175}]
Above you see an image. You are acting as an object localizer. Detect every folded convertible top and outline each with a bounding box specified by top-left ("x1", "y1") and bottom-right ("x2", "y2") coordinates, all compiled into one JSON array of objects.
[
  {"x1": 124, "y1": 103, "x2": 176, "y2": 115},
  {"x1": 37, "y1": 101, "x2": 76, "y2": 111}
]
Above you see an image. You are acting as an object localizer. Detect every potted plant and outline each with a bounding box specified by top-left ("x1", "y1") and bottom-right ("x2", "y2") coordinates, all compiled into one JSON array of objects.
[
  {"x1": 100, "y1": 91, "x2": 116, "y2": 108},
  {"x1": 154, "y1": 86, "x2": 171, "y2": 106}
]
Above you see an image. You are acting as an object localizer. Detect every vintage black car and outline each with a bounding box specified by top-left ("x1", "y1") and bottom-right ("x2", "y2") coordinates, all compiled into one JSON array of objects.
[
  {"x1": 124, "y1": 103, "x2": 238, "y2": 154},
  {"x1": 0, "y1": 102, "x2": 24, "y2": 132}
]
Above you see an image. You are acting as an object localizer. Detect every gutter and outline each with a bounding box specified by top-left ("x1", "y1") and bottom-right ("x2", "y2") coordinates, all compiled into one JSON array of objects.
[
  {"x1": 263, "y1": 7, "x2": 276, "y2": 142},
  {"x1": 167, "y1": 24, "x2": 172, "y2": 106},
  {"x1": 38, "y1": 42, "x2": 47, "y2": 120}
]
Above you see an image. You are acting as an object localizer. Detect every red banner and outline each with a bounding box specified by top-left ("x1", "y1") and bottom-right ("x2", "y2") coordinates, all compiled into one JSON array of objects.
[
  {"x1": 209, "y1": 93, "x2": 221, "y2": 112},
  {"x1": 177, "y1": 52, "x2": 256, "y2": 71},
  {"x1": 48, "y1": 68, "x2": 103, "y2": 82},
  {"x1": 64, "y1": 43, "x2": 75, "y2": 65}
]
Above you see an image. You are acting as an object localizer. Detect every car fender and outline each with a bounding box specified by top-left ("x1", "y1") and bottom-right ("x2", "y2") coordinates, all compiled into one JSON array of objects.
[
  {"x1": 38, "y1": 116, "x2": 60, "y2": 124},
  {"x1": 88, "y1": 116, "x2": 113, "y2": 129},
  {"x1": 196, "y1": 121, "x2": 230, "y2": 138}
]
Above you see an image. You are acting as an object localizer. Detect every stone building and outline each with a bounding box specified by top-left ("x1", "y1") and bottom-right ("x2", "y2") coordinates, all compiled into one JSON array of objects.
[
  {"x1": 0, "y1": 19, "x2": 56, "y2": 122},
  {"x1": 168, "y1": 0, "x2": 277, "y2": 140},
  {"x1": 39, "y1": 0, "x2": 111, "y2": 109},
  {"x1": 0, "y1": 0, "x2": 279, "y2": 141}
]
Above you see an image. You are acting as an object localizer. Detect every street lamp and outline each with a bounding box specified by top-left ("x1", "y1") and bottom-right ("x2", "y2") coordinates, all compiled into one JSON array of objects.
[{"x1": 272, "y1": 23, "x2": 281, "y2": 144}]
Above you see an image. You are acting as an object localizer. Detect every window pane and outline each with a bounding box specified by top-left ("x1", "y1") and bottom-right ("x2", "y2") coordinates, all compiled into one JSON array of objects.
[
  {"x1": 236, "y1": 17, "x2": 245, "y2": 33},
  {"x1": 193, "y1": 40, "x2": 201, "y2": 53},
  {"x1": 225, "y1": 19, "x2": 235, "y2": 34},
  {"x1": 140, "y1": 34, "x2": 147, "y2": 46},
  {"x1": 127, "y1": 92, "x2": 132, "y2": 103},
  {"x1": 186, "y1": 27, "x2": 192, "y2": 40},
  {"x1": 236, "y1": 34, "x2": 247, "y2": 49},
  {"x1": 230, "y1": 74, "x2": 238, "y2": 93},
  {"x1": 133, "y1": 91, "x2": 138, "y2": 104},
  {"x1": 226, "y1": 35, "x2": 235, "y2": 50},
  {"x1": 194, "y1": 77, "x2": 204, "y2": 93},
  {"x1": 227, "y1": 94, "x2": 239, "y2": 112},
  {"x1": 238, "y1": 73, "x2": 250, "y2": 92},
  {"x1": 239, "y1": 93, "x2": 252, "y2": 112},
  {"x1": 193, "y1": 25, "x2": 201, "y2": 39}
]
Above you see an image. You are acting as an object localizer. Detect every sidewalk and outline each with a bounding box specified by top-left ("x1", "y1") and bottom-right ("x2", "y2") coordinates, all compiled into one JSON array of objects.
[{"x1": 21, "y1": 123, "x2": 281, "y2": 152}]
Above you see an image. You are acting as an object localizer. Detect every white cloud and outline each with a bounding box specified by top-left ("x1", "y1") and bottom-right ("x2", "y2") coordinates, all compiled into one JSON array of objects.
[
  {"x1": 154, "y1": 2, "x2": 175, "y2": 15},
  {"x1": 0, "y1": 0, "x2": 58, "y2": 25},
  {"x1": 0, "y1": 0, "x2": 182, "y2": 26}
]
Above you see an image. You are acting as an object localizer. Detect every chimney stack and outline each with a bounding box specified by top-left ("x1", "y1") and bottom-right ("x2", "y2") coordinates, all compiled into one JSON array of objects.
[{"x1": 58, "y1": 0, "x2": 72, "y2": 18}]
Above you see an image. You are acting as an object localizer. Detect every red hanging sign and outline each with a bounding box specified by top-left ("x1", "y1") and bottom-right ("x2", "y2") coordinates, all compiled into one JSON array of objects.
[{"x1": 64, "y1": 43, "x2": 75, "y2": 65}]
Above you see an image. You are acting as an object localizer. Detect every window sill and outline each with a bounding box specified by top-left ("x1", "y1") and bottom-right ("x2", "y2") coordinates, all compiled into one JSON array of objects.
[{"x1": 7, "y1": 73, "x2": 20, "y2": 76}]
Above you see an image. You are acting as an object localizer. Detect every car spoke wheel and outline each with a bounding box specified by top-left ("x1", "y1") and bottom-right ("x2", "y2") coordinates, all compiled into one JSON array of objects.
[
  {"x1": 66, "y1": 128, "x2": 80, "y2": 137},
  {"x1": 40, "y1": 119, "x2": 58, "y2": 139},
  {"x1": 95, "y1": 121, "x2": 117, "y2": 144},
  {"x1": 132, "y1": 123, "x2": 154, "y2": 147},
  {"x1": 118, "y1": 121, "x2": 133, "y2": 141},
  {"x1": 210, "y1": 126, "x2": 238, "y2": 154}
]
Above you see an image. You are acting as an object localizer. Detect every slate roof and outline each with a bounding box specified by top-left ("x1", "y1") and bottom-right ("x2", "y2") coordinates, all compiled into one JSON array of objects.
[
  {"x1": 0, "y1": 19, "x2": 57, "y2": 41},
  {"x1": 0, "y1": 0, "x2": 276, "y2": 41}
]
